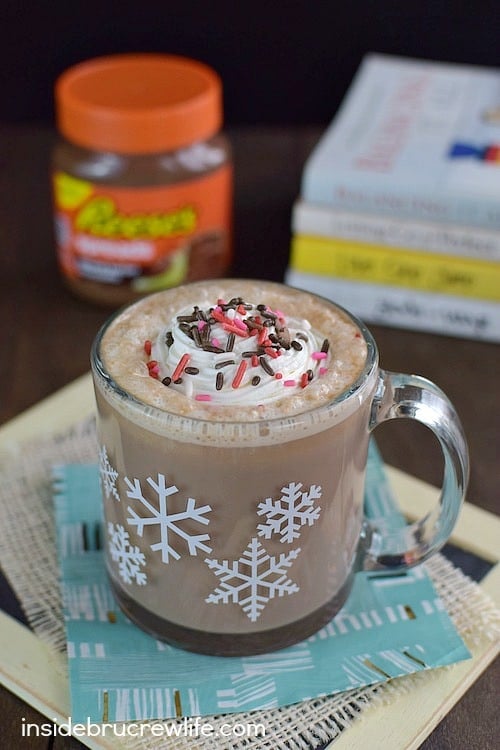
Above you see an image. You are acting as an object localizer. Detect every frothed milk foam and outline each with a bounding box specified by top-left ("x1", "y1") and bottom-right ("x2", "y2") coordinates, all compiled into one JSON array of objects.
[{"x1": 93, "y1": 280, "x2": 377, "y2": 654}]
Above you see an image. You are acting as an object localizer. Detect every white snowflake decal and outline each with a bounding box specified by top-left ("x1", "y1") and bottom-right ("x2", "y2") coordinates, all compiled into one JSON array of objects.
[
  {"x1": 125, "y1": 473, "x2": 212, "y2": 564},
  {"x1": 99, "y1": 445, "x2": 120, "y2": 501},
  {"x1": 107, "y1": 522, "x2": 147, "y2": 585},
  {"x1": 205, "y1": 537, "x2": 300, "y2": 622},
  {"x1": 257, "y1": 482, "x2": 322, "y2": 544}
]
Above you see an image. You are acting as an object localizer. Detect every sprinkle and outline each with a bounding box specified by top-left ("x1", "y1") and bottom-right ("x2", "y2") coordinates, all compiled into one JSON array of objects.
[
  {"x1": 319, "y1": 367, "x2": 328, "y2": 376},
  {"x1": 312, "y1": 351, "x2": 328, "y2": 360},
  {"x1": 232, "y1": 317, "x2": 248, "y2": 332},
  {"x1": 264, "y1": 346, "x2": 279, "y2": 359},
  {"x1": 321, "y1": 338, "x2": 330, "y2": 353},
  {"x1": 284, "y1": 379, "x2": 296, "y2": 387},
  {"x1": 161, "y1": 376, "x2": 171, "y2": 386},
  {"x1": 195, "y1": 394, "x2": 212, "y2": 402},
  {"x1": 251, "y1": 375, "x2": 261, "y2": 386},
  {"x1": 173, "y1": 377, "x2": 183, "y2": 384},
  {"x1": 177, "y1": 313, "x2": 197, "y2": 323},
  {"x1": 197, "y1": 320, "x2": 206, "y2": 330},
  {"x1": 184, "y1": 366, "x2": 200, "y2": 375},
  {"x1": 146, "y1": 360, "x2": 158, "y2": 370},
  {"x1": 251, "y1": 354, "x2": 259, "y2": 367},
  {"x1": 215, "y1": 359, "x2": 235, "y2": 369},
  {"x1": 225, "y1": 333, "x2": 235, "y2": 352},
  {"x1": 300, "y1": 372, "x2": 309, "y2": 388},
  {"x1": 165, "y1": 331, "x2": 174, "y2": 347},
  {"x1": 275, "y1": 372, "x2": 283, "y2": 379},
  {"x1": 291, "y1": 340, "x2": 303, "y2": 351},
  {"x1": 211, "y1": 307, "x2": 225, "y2": 323},
  {"x1": 307, "y1": 369, "x2": 314, "y2": 381},
  {"x1": 203, "y1": 344, "x2": 225, "y2": 353},
  {"x1": 232, "y1": 360, "x2": 248, "y2": 388},
  {"x1": 257, "y1": 328, "x2": 268, "y2": 345},
  {"x1": 237, "y1": 304, "x2": 247, "y2": 315},
  {"x1": 259, "y1": 357, "x2": 275, "y2": 376},
  {"x1": 172, "y1": 353, "x2": 190, "y2": 381},
  {"x1": 223, "y1": 322, "x2": 249, "y2": 337},
  {"x1": 216, "y1": 372, "x2": 224, "y2": 390},
  {"x1": 144, "y1": 340, "x2": 152, "y2": 356},
  {"x1": 192, "y1": 327, "x2": 203, "y2": 347}
]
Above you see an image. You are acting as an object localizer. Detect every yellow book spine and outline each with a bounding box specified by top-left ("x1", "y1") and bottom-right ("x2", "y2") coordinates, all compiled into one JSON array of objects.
[{"x1": 290, "y1": 235, "x2": 500, "y2": 302}]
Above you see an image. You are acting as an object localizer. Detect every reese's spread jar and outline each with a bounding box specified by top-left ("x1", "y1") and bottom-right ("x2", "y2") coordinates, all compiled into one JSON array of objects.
[{"x1": 52, "y1": 54, "x2": 233, "y2": 306}]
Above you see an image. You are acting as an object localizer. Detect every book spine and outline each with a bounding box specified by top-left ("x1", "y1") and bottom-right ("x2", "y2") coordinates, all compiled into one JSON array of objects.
[
  {"x1": 284, "y1": 269, "x2": 500, "y2": 342},
  {"x1": 300, "y1": 178, "x2": 500, "y2": 232},
  {"x1": 292, "y1": 202, "x2": 500, "y2": 262},
  {"x1": 290, "y1": 234, "x2": 500, "y2": 302}
]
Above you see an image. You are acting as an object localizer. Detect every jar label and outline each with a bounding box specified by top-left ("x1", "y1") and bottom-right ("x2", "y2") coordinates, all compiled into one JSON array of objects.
[{"x1": 52, "y1": 167, "x2": 232, "y2": 292}]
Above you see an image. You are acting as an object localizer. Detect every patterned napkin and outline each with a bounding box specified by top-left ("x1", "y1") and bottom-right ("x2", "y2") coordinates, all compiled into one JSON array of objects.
[{"x1": 53, "y1": 442, "x2": 470, "y2": 724}]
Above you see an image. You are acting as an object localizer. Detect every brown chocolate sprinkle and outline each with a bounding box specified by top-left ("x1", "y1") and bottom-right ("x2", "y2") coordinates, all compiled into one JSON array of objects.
[
  {"x1": 203, "y1": 344, "x2": 225, "y2": 353},
  {"x1": 177, "y1": 314, "x2": 197, "y2": 323},
  {"x1": 276, "y1": 326, "x2": 291, "y2": 349},
  {"x1": 162, "y1": 376, "x2": 172, "y2": 386},
  {"x1": 174, "y1": 377, "x2": 183, "y2": 384},
  {"x1": 225, "y1": 333, "x2": 235, "y2": 352},
  {"x1": 216, "y1": 372, "x2": 224, "y2": 390},
  {"x1": 184, "y1": 366, "x2": 200, "y2": 375},
  {"x1": 296, "y1": 332, "x2": 308, "y2": 341},
  {"x1": 251, "y1": 375, "x2": 261, "y2": 385},
  {"x1": 307, "y1": 369, "x2": 314, "y2": 381},
  {"x1": 321, "y1": 338, "x2": 330, "y2": 353},
  {"x1": 259, "y1": 357, "x2": 275, "y2": 376},
  {"x1": 192, "y1": 327, "x2": 203, "y2": 347},
  {"x1": 165, "y1": 332, "x2": 174, "y2": 347},
  {"x1": 214, "y1": 359, "x2": 235, "y2": 369},
  {"x1": 291, "y1": 340, "x2": 303, "y2": 351}
]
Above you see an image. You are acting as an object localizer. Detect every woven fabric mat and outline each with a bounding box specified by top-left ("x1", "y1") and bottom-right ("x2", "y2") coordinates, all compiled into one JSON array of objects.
[{"x1": 1, "y1": 416, "x2": 499, "y2": 750}]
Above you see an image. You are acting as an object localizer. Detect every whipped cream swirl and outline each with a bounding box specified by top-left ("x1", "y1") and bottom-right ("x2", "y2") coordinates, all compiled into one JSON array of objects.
[{"x1": 148, "y1": 297, "x2": 330, "y2": 405}]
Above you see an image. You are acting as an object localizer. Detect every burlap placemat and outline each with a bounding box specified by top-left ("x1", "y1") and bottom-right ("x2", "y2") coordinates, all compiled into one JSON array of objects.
[{"x1": 1, "y1": 416, "x2": 499, "y2": 749}]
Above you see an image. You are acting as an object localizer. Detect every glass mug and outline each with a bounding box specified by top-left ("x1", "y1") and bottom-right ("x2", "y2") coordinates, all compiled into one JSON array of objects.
[{"x1": 91, "y1": 280, "x2": 469, "y2": 656}]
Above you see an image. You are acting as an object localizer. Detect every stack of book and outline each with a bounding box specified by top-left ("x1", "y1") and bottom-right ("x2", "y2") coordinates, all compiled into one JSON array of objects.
[{"x1": 285, "y1": 53, "x2": 500, "y2": 342}]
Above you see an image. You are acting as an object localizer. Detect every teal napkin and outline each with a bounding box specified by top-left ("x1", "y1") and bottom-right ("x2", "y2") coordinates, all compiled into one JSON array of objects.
[{"x1": 53, "y1": 443, "x2": 470, "y2": 723}]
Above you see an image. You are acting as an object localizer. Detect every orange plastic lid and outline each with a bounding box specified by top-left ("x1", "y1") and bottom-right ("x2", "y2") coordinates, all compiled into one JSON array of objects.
[{"x1": 55, "y1": 54, "x2": 223, "y2": 154}]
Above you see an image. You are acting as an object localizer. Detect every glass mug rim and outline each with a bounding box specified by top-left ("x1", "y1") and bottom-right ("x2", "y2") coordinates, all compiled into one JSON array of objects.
[{"x1": 90, "y1": 280, "x2": 379, "y2": 441}]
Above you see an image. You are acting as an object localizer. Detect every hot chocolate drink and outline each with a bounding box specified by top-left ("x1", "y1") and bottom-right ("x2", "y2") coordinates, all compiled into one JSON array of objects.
[{"x1": 92, "y1": 279, "x2": 379, "y2": 654}]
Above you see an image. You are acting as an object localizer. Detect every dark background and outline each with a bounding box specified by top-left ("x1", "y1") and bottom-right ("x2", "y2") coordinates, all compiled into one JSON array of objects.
[{"x1": 2, "y1": 0, "x2": 499, "y2": 127}]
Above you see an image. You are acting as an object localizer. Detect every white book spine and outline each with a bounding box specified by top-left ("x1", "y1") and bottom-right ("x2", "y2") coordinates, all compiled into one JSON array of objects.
[
  {"x1": 292, "y1": 202, "x2": 500, "y2": 262},
  {"x1": 284, "y1": 269, "x2": 500, "y2": 343}
]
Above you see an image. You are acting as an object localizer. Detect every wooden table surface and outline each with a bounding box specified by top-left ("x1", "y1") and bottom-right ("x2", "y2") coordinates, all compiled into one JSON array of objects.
[{"x1": 0, "y1": 123, "x2": 498, "y2": 749}]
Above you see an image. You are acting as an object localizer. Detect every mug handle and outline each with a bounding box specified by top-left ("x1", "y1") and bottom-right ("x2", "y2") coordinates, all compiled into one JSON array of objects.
[{"x1": 361, "y1": 370, "x2": 470, "y2": 570}]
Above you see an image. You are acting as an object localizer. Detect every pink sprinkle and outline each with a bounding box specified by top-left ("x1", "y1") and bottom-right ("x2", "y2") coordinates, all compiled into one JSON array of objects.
[
  {"x1": 284, "y1": 379, "x2": 296, "y2": 387},
  {"x1": 319, "y1": 367, "x2": 328, "y2": 376},
  {"x1": 232, "y1": 359, "x2": 247, "y2": 388},
  {"x1": 211, "y1": 337, "x2": 221, "y2": 348},
  {"x1": 195, "y1": 394, "x2": 212, "y2": 402},
  {"x1": 312, "y1": 351, "x2": 328, "y2": 360},
  {"x1": 275, "y1": 372, "x2": 283, "y2": 380},
  {"x1": 197, "y1": 320, "x2": 206, "y2": 330},
  {"x1": 232, "y1": 317, "x2": 247, "y2": 332}
]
